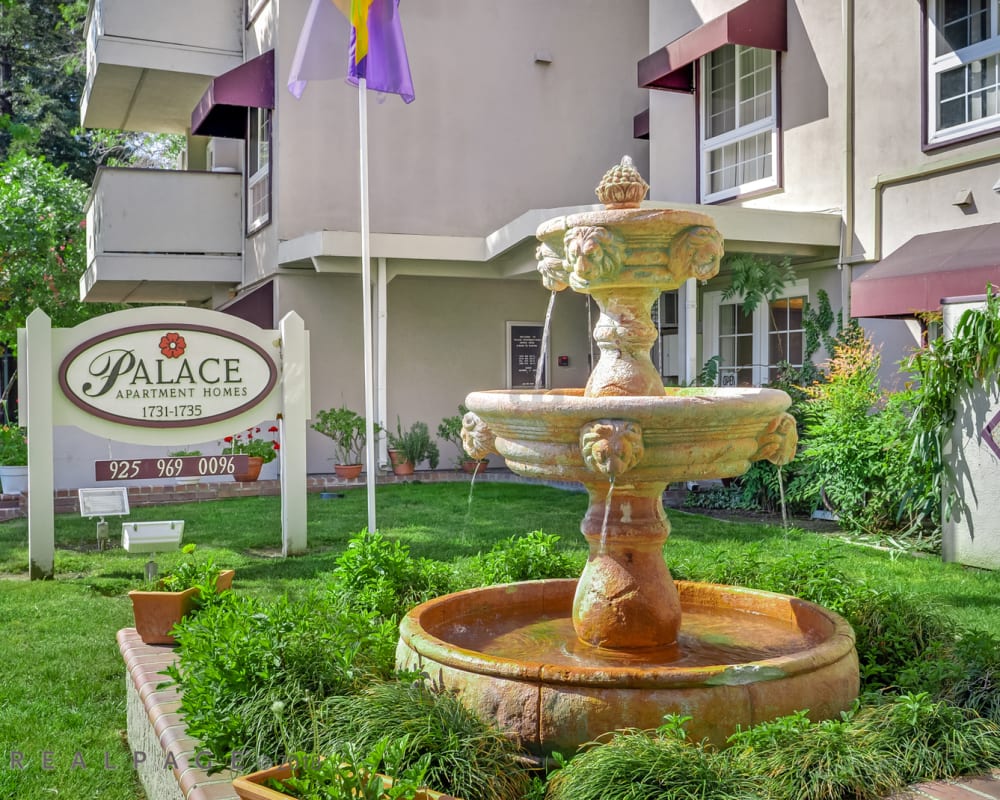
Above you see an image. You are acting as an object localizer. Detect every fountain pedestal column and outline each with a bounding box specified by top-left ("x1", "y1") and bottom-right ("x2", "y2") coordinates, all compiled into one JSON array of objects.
[{"x1": 575, "y1": 481, "x2": 679, "y2": 650}]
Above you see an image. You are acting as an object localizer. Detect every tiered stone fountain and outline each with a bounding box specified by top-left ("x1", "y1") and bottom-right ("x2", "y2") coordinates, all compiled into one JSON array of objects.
[{"x1": 397, "y1": 159, "x2": 859, "y2": 756}]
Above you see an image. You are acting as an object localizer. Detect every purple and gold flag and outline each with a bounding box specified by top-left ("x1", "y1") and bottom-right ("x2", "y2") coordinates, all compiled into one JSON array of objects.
[{"x1": 288, "y1": 0, "x2": 414, "y2": 103}]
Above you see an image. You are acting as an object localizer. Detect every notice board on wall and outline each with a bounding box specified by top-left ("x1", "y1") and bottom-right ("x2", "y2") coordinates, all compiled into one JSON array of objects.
[{"x1": 507, "y1": 322, "x2": 547, "y2": 389}]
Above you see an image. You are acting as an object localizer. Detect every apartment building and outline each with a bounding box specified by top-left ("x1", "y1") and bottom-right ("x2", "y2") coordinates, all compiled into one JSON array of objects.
[{"x1": 77, "y1": 0, "x2": 1000, "y2": 479}]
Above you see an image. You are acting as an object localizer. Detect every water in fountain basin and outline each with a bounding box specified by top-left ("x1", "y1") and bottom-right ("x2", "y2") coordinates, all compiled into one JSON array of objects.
[
  {"x1": 535, "y1": 290, "x2": 557, "y2": 390},
  {"x1": 433, "y1": 602, "x2": 822, "y2": 669}
]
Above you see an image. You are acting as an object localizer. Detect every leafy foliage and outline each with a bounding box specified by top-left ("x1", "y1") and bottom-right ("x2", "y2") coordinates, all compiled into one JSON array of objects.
[
  {"x1": 222, "y1": 426, "x2": 281, "y2": 464},
  {"x1": 793, "y1": 328, "x2": 928, "y2": 536},
  {"x1": 387, "y1": 419, "x2": 440, "y2": 469},
  {"x1": 903, "y1": 288, "x2": 1000, "y2": 527},
  {"x1": 312, "y1": 407, "x2": 381, "y2": 465},
  {"x1": 268, "y1": 736, "x2": 431, "y2": 800},
  {"x1": 459, "y1": 529, "x2": 579, "y2": 586},
  {"x1": 0, "y1": 424, "x2": 26, "y2": 464},
  {"x1": 155, "y1": 544, "x2": 226, "y2": 593},
  {"x1": 436, "y1": 404, "x2": 470, "y2": 464},
  {"x1": 721, "y1": 253, "x2": 796, "y2": 314},
  {"x1": 317, "y1": 681, "x2": 531, "y2": 800},
  {"x1": 0, "y1": 152, "x2": 120, "y2": 350}
]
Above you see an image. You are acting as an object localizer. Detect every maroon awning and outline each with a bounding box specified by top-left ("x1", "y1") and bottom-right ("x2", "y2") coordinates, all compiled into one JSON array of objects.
[
  {"x1": 633, "y1": 108, "x2": 650, "y2": 140},
  {"x1": 850, "y1": 223, "x2": 1000, "y2": 319},
  {"x1": 191, "y1": 50, "x2": 274, "y2": 139},
  {"x1": 638, "y1": 0, "x2": 787, "y2": 93}
]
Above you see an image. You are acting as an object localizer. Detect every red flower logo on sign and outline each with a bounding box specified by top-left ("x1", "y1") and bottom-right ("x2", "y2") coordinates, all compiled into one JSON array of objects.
[{"x1": 159, "y1": 332, "x2": 186, "y2": 359}]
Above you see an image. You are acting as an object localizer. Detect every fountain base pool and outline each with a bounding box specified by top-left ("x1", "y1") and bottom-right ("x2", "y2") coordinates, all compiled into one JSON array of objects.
[{"x1": 397, "y1": 579, "x2": 858, "y2": 755}]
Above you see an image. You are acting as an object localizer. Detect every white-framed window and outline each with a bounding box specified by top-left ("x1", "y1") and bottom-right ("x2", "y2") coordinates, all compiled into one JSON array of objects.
[
  {"x1": 703, "y1": 279, "x2": 808, "y2": 387},
  {"x1": 699, "y1": 44, "x2": 779, "y2": 203},
  {"x1": 247, "y1": 107, "x2": 271, "y2": 233},
  {"x1": 927, "y1": 0, "x2": 1000, "y2": 145}
]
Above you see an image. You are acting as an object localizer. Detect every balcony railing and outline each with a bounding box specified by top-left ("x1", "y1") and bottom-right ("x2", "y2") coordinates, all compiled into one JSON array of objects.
[
  {"x1": 82, "y1": 168, "x2": 243, "y2": 304},
  {"x1": 81, "y1": 0, "x2": 242, "y2": 132}
]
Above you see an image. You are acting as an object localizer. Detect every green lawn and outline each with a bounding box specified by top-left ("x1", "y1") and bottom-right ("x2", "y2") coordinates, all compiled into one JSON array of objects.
[{"x1": 0, "y1": 482, "x2": 998, "y2": 799}]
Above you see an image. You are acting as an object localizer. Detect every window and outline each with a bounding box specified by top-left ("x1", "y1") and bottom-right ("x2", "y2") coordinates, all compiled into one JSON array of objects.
[
  {"x1": 653, "y1": 291, "x2": 680, "y2": 384},
  {"x1": 702, "y1": 280, "x2": 808, "y2": 387},
  {"x1": 767, "y1": 296, "x2": 805, "y2": 382},
  {"x1": 700, "y1": 45, "x2": 779, "y2": 203},
  {"x1": 717, "y1": 302, "x2": 755, "y2": 386},
  {"x1": 928, "y1": 0, "x2": 1000, "y2": 144},
  {"x1": 247, "y1": 107, "x2": 271, "y2": 232}
]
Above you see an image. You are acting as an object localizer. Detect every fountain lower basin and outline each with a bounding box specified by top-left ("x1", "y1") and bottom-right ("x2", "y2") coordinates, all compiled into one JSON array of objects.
[{"x1": 397, "y1": 579, "x2": 859, "y2": 755}]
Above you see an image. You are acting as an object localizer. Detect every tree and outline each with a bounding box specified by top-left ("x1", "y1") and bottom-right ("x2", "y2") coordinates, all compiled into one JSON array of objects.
[
  {"x1": 0, "y1": 151, "x2": 120, "y2": 352},
  {"x1": 0, "y1": 0, "x2": 94, "y2": 181}
]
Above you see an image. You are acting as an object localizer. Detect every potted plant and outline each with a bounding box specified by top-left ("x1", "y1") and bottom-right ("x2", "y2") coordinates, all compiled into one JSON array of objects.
[
  {"x1": 0, "y1": 424, "x2": 28, "y2": 495},
  {"x1": 168, "y1": 449, "x2": 201, "y2": 486},
  {"x1": 222, "y1": 426, "x2": 280, "y2": 481},
  {"x1": 386, "y1": 419, "x2": 439, "y2": 476},
  {"x1": 233, "y1": 735, "x2": 459, "y2": 800},
  {"x1": 437, "y1": 406, "x2": 488, "y2": 476},
  {"x1": 128, "y1": 544, "x2": 234, "y2": 645},
  {"x1": 311, "y1": 407, "x2": 382, "y2": 480}
]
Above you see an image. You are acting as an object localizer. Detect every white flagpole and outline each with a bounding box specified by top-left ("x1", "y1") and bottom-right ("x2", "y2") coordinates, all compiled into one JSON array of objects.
[{"x1": 358, "y1": 76, "x2": 378, "y2": 533}]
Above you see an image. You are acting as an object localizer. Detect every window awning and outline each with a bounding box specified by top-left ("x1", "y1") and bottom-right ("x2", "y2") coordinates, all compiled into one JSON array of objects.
[
  {"x1": 191, "y1": 50, "x2": 274, "y2": 139},
  {"x1": 850, "y1": 223, "x2": 1000, "y2": 318},
  {"x1": 638, "y1": 0, "x2": 787, "y2": 93}
]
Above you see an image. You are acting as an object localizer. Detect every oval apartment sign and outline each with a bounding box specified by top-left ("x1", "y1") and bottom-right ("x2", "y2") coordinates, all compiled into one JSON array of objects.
[{"x1": 58, "y1": 324, "x2": 279, "y2": 428}]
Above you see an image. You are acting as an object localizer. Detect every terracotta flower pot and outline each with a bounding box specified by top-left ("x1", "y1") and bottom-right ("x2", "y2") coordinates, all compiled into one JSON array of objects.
[
  {"x1": 388, "y1": 449, "x2": 415, "y2": 476},
  {"x1": 129, "y1": 569, "x2": 235, "y2": 645},
  {"x1": 334, "y1": 463, "x2": 364, "y2": 480},
  {"x1": 234, "y1": 456, "x2": 264, "y2": 482},
  {"x1": 232, "y1": 760, "x2": 460, "y2": 800},
  {"x1": 460, "y1": 459, "x2": 489, "y2": 476}
]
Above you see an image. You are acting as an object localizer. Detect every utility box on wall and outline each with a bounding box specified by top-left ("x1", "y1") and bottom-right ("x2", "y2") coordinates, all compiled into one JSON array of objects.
[{"x1": 942, "y1": 296, "x2": 1000, "y2": 570}]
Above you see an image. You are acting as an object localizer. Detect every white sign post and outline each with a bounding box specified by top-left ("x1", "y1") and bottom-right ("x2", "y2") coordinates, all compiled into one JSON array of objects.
[{"x1": 20, "y1": 306, "x2": 311, "y2": 579}]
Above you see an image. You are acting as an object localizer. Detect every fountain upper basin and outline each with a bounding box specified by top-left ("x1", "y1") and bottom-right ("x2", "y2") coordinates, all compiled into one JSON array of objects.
[
  {"x1": 464, "y1": 386, "x2": 797, "y2": 484},
  {"x1": 397, "y1": 579, "x2": 859, "y2": 755}
]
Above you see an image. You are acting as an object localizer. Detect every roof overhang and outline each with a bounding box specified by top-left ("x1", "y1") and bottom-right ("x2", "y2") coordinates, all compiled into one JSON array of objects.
[
  {"x1": 638, "y1": 0, "x2": 787, "y2": 93},
  {"x1": 191, "y1": 50, "x2": 274, "y2": 139},
  {"x1": 851, "y1": 223, "x2": 1000, "y2": 318},
  {"x1": 278, "y1": 202, "x2": 841, "y2": 280}
]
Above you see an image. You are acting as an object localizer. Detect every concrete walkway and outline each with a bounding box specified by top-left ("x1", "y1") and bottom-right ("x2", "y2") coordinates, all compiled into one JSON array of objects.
[{"x1": 896, "y1": 776, "x2": 1000, "y2": 799}]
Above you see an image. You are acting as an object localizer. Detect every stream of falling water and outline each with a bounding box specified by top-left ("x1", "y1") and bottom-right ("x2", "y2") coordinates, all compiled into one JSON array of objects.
[
  {"x1": 598, "y1": 477, "x2": 615, "y2": 554},
  {"x1": 776, "y1": 464, "x2": 788, "y2": 531},
  {"x1": 535, "y1": 291, "x2": 558, "y2": 390},
  {"x1": 467, "y1": 463, "x2": 480, "y2": 511}
]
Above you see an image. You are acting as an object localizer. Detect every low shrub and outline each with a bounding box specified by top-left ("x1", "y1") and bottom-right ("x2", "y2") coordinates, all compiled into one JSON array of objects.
[
  {"x1": 548, "y1": 696, "x2": 1000, "y2": 800},
  {"x1": 546, "y1": 716, "x2": 761, "y2": 800},
  {"x1": 315, "y1": 680, "x2": 532, "y2": 800},
  {"x1": 165, "y1": 589, "x2": 399, "y2": 766},
  {"x1": 325, "y1": 528, "x2": 454, "y2": 617},
  {"x1": 457, "y1": 529, "x2": 579, "y2": 587}
]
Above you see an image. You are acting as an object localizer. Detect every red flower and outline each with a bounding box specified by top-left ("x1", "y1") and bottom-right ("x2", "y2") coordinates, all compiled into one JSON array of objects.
[
  {"x1": 159, "y1": 332, "x2": 186, "y2": 359},
  {"x1": 224, "y1": 436, "x2": 233, "y2": 443},
  {"x1": 272, "y1": 442, "x2": 280, "y2": 450},
  {"x1": 268, "y1": 425, "x2": 279, "y2": 432}
]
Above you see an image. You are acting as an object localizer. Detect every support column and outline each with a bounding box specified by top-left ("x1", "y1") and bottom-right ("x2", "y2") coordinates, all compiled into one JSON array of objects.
[
  {"x1": 25, "y1": 309, "x2": 54, "y2": 579},
  {"x1": 279, "y1": 312, "x2": 309, "y2": 555}
]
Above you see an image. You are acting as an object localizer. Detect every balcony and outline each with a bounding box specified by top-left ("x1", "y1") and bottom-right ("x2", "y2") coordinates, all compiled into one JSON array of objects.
[
  {"x1": 81, "y1": 0, "x2": 243, "y2": 133},
  {"x1": 82, "y1": 168, "x2": 243, "y2": 304}
]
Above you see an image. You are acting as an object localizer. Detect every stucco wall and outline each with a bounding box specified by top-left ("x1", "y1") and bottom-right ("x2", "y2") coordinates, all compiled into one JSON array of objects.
[
  {"x1": 645, "y1": 0, "x2": 843, "y2": 213},
  {"x1": 942, "y1": 299, "x2": 1000, "y2": 570},
  {"x1": 274, "y1": 0, "x2": 650, "y2": 242},
  {"x1": 272, "y1": 268, "x2": 590, "y2": 474}
]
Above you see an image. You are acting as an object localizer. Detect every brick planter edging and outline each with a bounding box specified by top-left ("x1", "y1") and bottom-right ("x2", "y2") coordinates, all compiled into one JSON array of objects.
[{"x1": 118, "y1": 629, "x2": 239, "y2": 800}]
